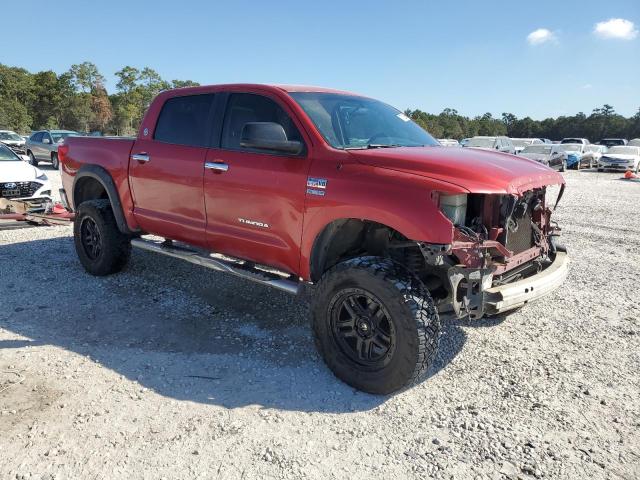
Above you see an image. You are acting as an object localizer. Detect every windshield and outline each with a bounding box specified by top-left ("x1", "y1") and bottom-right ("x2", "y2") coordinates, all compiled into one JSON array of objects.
[
  {"x1": 602, "y1": 139, "x2": 624, "y2": 146},
  {"x1": 608, "y1": 146, "x2": 638, "y2": 155},
  {"x1": 585, "y1": 145, "x2": 601, "y2": 152},
  {"x1": 0, "y1": 144, "x2": 20, "y2": 161},
  {"x1": 522, "y1": 145, "x2": 552, "y2": 154},
  {"x1": 0, "y1": 132, "x2": 22, "y2": 141},
  {"x1": 556, "y1": 144, "x2": 583, "y2": 152},
  {"x1": 51, "y1": 132, "x2": 79, "y2": 143},
  {"x1": 467, "y1": 138, "x2": 496, "y2": 148},
  {"x1": 289, "y1": 92, "x2": 438, "y2": 149},
  {"x1": 561, "y1": 138, "x2": 582, "y2": 144}
]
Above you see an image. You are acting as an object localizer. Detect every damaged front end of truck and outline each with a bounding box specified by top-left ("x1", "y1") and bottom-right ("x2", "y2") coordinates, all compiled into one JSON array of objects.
[{"x1": 417, "y1": 185, "x2": 568, "y2": 319}]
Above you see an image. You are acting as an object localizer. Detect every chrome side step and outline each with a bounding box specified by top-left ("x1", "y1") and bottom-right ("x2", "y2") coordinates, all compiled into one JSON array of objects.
[{"x1": 131, "y1": 237, "x2": 301, "y2": 295}]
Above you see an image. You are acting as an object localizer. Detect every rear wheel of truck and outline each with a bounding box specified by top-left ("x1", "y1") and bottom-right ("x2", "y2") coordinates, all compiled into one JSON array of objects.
[
  {"x1": 73, "y1": 199, "x2": 131, "y2": 276},
  {"x1": 311, "y1": 256, "x2": 440, "y2": 394}
]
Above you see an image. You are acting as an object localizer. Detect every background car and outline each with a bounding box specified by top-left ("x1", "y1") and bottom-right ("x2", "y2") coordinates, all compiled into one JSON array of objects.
[
  {"x1": 597, "y1": 146, "x2": 640, "y2": 173},
  {"x1": 459, "y1": 138, "x2": 470, "y2": 147},
  {"x1": 599, "y1": 138, "x2": 627, "y2": 147},
  {"x1": 437, "y1": 138, "x2": 460, "y2": 147},
  {"x1": 583, "y1": 144, "x2": 607, "y2": 166},
  {"x1": 628, "y1": 138, "x2": 640, "y2": 147},
  {"x1": 555, "y1": 143, "x2": 592, "y2": 169},
  {"x1": 0, "y1": 143, "x2": 51, "y2": 201},
  {"x1": 463, "y1": 136, "x2": 515, "y2": 154},
  {"x1": 519, "y1": 144, "x2": 566, "y2": 171},
  {"x1": 25, "y1": 130, "x2": 80, "y2": 168},
  {"x1": 0, "y1": 130, "x2": 29, "y2": 161},
  {"x1": 560, "y1": 137, "x2": 590, "y2": 145},
  {"x1": 512, "y1": 138, "x2": 543, "y2": 154}
]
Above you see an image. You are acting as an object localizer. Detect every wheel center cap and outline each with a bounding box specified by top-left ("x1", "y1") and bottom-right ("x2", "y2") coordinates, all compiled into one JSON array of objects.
[{"x1": 357, "y1": 318, "x2": 373, "y2": 337}]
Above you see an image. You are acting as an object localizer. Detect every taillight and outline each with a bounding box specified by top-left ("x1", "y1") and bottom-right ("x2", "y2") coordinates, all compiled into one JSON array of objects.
[{"x1": 58, "y1": 144, "x2": 69, "y2": 164}]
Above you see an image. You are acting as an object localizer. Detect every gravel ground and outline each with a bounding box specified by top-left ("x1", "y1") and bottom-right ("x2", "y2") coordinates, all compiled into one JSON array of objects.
[{"x1": 0, "y1": 167, "x2": 638, "y2": 480}]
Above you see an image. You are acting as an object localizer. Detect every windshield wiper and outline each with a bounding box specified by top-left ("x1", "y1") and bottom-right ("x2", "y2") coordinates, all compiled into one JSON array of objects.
[{"x1": 344, "y1": 144, "x2": 403, "y2": 150}]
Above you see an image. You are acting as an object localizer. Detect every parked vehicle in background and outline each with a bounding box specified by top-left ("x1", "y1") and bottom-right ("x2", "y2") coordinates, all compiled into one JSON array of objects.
[
  {"x1": 599, "y1": 138, "x2": 627, "y2": 147},
  {"x1": 519, "y1": 144, "x2": 566, "y2": 171},
  {"x1": 538, "y1": 138, "x2": 552, "y2": 144},
  {"x1": 59, "y1": 83, "x2": 568, "y2": 394},
  {"x1": 555, "y1": 143, "x2": 592, "y2": 169},
  {"x1": 464, "y1": 136, "x2": 515, "y2": 154},
  {"x1": 560, "y1": 138, "x2": 590, "y2": 146},
  {"x1": 438, "y1": 139, "x2": 460, "y2": 147},
  {"x1": 0, "y1": 130, "x2": 29, "y2": 161},
  {"x1": 459, "y1": 138, "x2": 470, "y2": 147},
  {"x1": 26, "y1": 130, "x2": 80, "y2": 168},
  {"x1": 597, "y1": 146, "x2": 640, "y2": 173},
  {"x1": 512, "y1": 138, "x2": 543, "y2": 154},
  {"x1": 0, "y1": 143, "x2": 51, "y2": 203},
  {"x1": 626, "y1": 138, "x2": 640, "y2": 147},
  {"x1": 583, "y1": 145, "x2": 607, "y2": 166}
]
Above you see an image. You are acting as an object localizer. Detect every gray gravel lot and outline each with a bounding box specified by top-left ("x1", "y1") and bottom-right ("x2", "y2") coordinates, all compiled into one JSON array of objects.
[{"x1": 1, "y1": 166, "x2": 639, "y2": 479}]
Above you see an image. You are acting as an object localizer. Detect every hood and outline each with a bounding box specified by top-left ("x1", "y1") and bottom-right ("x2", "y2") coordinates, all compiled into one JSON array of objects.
[
  {"x1": 602, "y1": 154, "x2": 637, "y2": 161},
  {"x1": 1, "y1": 140, "x2": 25, "y2": 146},
  {"x1": 0, "y1": 160, "x2": 40, "y2": 182},
  {"x1": 519, "y1": 153, "x2": 549, "y2": 162},
  {"x1": 347, "y1": 146, "x2": 564, "y2": 195}
]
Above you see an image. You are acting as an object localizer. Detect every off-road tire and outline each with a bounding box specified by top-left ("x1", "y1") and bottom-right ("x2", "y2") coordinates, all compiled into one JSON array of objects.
[
  {"x1": 73, "y1": 199, "x2": 131, "y2": 276},
  {"x1": 51, "y1": 153, "x2": 59, "y2": 170},
  {"x1": 27, "y1": 151, "x2": 38, "y2": 166},
  {"x1": 311, "y1": 256, "x2": 440, "y2": 394}
]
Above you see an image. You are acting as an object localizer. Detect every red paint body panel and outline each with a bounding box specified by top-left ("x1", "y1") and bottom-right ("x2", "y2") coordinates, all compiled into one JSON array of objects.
[
  {"x1": 61, "y1": 83, "x2": 565, "y2": 281},
  {"x1": 61, "y1": 137, "x2": 140, "y2": 232},
  {"x1": 348, "y1": 147, "x2": 564, "y2": 195},
  {"x1": 129, "y1": 139, "x2": 208, "y2": 247}
]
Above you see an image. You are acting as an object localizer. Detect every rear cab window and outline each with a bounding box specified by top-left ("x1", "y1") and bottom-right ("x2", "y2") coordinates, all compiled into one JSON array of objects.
[{"x1": 154, "y1": 94, "x2": 215, "y2": 147}]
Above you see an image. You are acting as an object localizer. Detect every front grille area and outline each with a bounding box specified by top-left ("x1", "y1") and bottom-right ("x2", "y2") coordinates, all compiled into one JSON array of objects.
[
  {"x1": 504, "y1": 208, "x2": 534, "y2": 254},
  {"x1": 0, "y1": 181, "x2": 41, "y2": 199}
]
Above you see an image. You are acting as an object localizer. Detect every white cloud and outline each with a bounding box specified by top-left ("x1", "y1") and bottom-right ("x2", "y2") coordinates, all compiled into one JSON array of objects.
[
  {"x1": 593, "y1": 18, "x2": 638, "y2": 40},
  {"x1": 582, "y1": 84, "x2": 593, "y2": 89},
  {"x1": 527, "y1": 28, "x2": 557, "y2": 45}
]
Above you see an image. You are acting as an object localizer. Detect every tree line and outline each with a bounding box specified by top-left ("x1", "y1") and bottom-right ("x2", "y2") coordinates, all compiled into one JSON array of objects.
[
  {"x1": 406, "y1": 106, "x2": 640, "y2": 141},
  {"x1": 1, "y1": 61, "x2": 639, "y2": 141},
  {"x1": 0, "y1": 62, "x2": 198, "y2": 136}
]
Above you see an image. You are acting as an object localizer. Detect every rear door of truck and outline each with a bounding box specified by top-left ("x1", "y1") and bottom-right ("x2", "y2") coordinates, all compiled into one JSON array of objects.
[{"x1": 128, "y1": 93, "x2": 216, "y2": 247}]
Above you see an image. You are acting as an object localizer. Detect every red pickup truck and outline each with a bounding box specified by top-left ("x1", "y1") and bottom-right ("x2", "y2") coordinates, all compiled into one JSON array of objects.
[{"x1": 59, "y1": 84, "x2": 569, "y2": 394}]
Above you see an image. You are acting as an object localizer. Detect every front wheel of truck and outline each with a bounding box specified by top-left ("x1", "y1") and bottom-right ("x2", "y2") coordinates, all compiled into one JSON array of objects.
[
  {"x1": 311, "y1": 256, "x2": 440, "y2": 394},
  {"x1": 73, "y1": 199, "x2": 131, "y2": 276}
]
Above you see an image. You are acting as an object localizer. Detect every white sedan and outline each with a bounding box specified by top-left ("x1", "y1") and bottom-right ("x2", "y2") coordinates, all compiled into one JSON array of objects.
[
  {"x1": 598, "y1": 146, "x2": 640, "y2": 173},
  {"x1": 0, "y1": 143, "x2": 52, "y2": 203}
]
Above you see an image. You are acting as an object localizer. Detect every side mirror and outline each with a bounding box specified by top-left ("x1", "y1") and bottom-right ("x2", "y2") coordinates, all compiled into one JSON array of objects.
[
  {"x1": 42, "y1": 138, "x2": 51, "y2": 144},
  {"x1": 240, "y1": 122, "x2": 303, "y2": 155}
]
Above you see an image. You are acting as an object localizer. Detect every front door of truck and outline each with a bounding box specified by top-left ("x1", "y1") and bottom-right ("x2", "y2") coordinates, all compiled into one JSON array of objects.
[
  {"x1": 203, "y1": 92, "x2": 310, "y2": 274},
  {"x1": 129, "y1": 93, "x2": 215, "y2": 247}
]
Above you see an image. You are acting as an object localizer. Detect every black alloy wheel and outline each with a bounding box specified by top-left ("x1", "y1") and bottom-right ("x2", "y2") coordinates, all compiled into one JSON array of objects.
[
  {"x1": 329, "y1": 288, "x2": 396, "y2": 368},
  {"x1": 80, "y1": 217, "x2": 102, "y2": 260}
]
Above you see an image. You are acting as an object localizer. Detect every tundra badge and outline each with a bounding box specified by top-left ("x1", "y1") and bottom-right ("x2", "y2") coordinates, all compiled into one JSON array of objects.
[{"x1": 238, "y1": 218, "x2": 270, "y2": 228}]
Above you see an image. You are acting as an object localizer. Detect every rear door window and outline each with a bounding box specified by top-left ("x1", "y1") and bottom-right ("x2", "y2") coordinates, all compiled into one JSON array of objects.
[{"x1": 154, "y1": 94, "x2": 215, "y2": 147}]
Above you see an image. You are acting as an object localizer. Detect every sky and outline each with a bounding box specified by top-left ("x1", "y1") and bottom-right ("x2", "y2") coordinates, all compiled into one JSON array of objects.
[{"x1": 3, "y1": 0, "x2": 639, "y2": 119}]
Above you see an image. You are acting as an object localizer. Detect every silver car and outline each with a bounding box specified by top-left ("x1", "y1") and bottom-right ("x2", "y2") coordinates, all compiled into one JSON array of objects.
[{"x1": 26, "y1": 130, "x2": 79, "y2": 169}]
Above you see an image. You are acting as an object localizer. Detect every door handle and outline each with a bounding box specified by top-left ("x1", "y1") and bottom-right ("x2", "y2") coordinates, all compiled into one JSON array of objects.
[
  {"x1": 131, "y1": 153, "x2": 150, "y2": 163},
  {"x1": 205, "y1": 162, "x2": 229, "y2": 172}
]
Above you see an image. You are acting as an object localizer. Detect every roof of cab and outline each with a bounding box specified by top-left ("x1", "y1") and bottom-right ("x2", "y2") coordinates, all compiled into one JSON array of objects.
[{"x1": 164, "y1": 83, "x2": 364, "y2": 97}]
